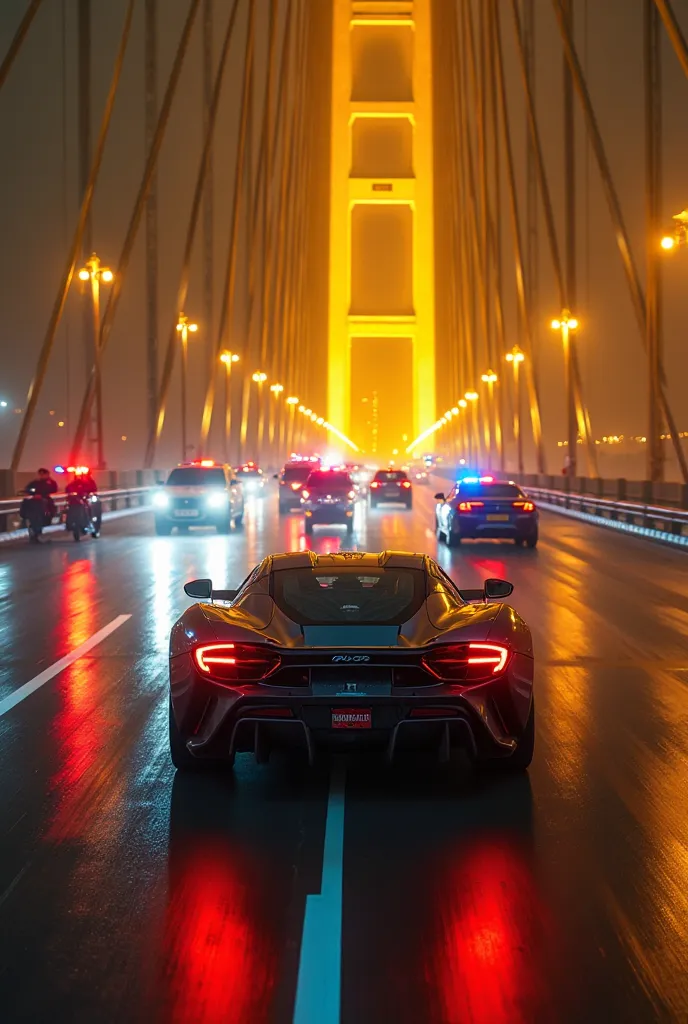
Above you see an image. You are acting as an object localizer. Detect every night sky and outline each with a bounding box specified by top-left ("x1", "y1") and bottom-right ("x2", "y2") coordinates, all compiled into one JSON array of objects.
[{"x1": 0, "y1": 0, "x2": 687, "y2": 474}]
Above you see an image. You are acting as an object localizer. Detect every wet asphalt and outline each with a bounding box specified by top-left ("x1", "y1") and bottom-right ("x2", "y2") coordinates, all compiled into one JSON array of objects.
[{"x1": 1, "y1": 482, "x2": 688, "y2": 1023}]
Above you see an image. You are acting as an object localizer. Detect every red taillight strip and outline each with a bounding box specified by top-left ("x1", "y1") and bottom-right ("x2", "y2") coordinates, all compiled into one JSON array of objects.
[
  {"x1": 467, "y1": 643, "x2": 508, "y2": 673},
  {"x1": 194, "y1": 644, "x2": 236, "y2": 673}
]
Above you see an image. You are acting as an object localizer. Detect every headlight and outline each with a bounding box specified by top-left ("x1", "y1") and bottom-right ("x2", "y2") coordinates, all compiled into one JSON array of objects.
[
  {"x1": 206, "y1": 492, "x2": 227, "y2": 509},
  {"x1": 89, "y1": 494, "x2": 99, "y2": 504},
  {"x1": 153, "y1": 492, "x2": 169, "y2": 508}
]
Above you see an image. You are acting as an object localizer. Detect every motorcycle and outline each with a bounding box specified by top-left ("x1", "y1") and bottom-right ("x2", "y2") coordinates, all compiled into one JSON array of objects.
[
  {"x1": 20, "y1": 488, "x2": 52, "y2": 543},
  {"x1": 65, "y1": 491, "x2": 101, "y2": 542}
]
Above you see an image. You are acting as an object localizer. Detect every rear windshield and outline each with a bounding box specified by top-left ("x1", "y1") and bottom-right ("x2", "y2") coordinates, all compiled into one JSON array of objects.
[
  {"x1": 306, "y1": 471, "x2": 352, "y2": 489},
  {"x1": 282, "y1": 466, "x2": 309, "y2": 482},
  {"x1": 459, "y1": 482, "x2": 523, "y2": 498},
  {"x1": 236, "y1": 467, "x2": 261, "y2": 477},
  {"x1": 167, "y1": 468, "x2": 225, "y2": 486},
  {"x1": 272, "y1": 567, "x2": 425, "y2": 625},
  {"x1": 373, "y1": 471, "x2": 407, "y2": 482}
]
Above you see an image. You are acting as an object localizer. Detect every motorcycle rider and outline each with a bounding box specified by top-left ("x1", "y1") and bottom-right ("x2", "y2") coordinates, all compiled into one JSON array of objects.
[
  {"x1": 66, "y1": 467, "x2": 102, "y2": 532},
  {"x1": 22, "y1": 467, "x2": 58, "y2": 523}
]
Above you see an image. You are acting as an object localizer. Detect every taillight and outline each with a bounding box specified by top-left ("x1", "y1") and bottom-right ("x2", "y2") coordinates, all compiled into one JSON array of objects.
[
  {"x1": 401, "y1": 481, "x2": 411, "y2": 489},
  {"x1": 301, "y1": 489, "x2": 310, "y2": 499},
  {"x1": 513, "y1": 500, "x2": 535, "y2": 512},
  {"x1": 457, "y1": 500, "x2": 485, "y2": 512},
  {"x1": 421, "y1": 642, "x2": 510, "y2": 684},
  {"x1": 291, "y1": 482, "x2": 303, "y2": 491},
  {"x1": 193, "y1": 643, "x2": 281, "y2": 683},
  {"x1": 370, "y1": 481, "x2": 380, "y2": 488}
]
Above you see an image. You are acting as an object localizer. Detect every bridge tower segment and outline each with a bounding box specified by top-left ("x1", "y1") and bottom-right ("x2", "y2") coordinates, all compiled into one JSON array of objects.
[{"x1": 328, "y1": 0, "x2": 435, "y2": 456}]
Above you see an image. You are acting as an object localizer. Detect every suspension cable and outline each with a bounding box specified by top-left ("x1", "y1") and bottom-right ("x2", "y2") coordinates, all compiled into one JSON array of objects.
[
  {"x1": 0, "y1": 0, "x2": 43, "y2": 96},
  {"x1": 10, "y1": 0, "x2": 135, "y2": 472}
]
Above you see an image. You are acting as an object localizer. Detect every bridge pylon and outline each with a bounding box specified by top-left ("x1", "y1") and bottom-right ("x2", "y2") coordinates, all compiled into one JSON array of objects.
[{"x1": 328, "y1": 0, "x2": 435, "y2": 457}]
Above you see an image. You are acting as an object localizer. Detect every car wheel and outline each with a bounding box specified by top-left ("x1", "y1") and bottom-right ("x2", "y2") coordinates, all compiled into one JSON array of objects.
[
  {"x1": 526, "y1": 533, "x2": 538, "y2": 549},
  {"x1": 406, "y1": 500, "x2": 413, "y2": 510},
  {"x1": 169, "y1": 699, "x2": 230, "y2": 772},
  {"x1": 305, "y1": 520, "x2": 313, "y2": 535},
  {"x1": 502, "y1": 700, "x2": 535, "y2": 771},
  {"x1": 514, "y1": 537, "x2": 525, "y2": 547},
  {"x1": 233, "y1": 512, "x2": 244, "y2": 528},
  {"x1": 155, "y1": 520, "x2": 172, "y2": 536}
]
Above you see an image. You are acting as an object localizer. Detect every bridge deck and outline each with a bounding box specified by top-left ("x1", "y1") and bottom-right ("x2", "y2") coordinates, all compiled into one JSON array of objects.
[{"x1": 1, "y1": 486, "x2": 687, "y2": 1023}]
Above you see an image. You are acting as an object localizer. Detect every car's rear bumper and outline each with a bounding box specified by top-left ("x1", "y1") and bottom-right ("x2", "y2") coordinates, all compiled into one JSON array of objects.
[
  {"x1": 452, "y1": 514, "x2": 538, "y2": 539},
  {"x1": 303, "y1": 505, "x2": 354, "y2": 524}
]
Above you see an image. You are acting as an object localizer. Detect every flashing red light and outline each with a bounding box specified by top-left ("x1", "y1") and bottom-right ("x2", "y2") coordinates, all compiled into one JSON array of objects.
[
  {"x1": 246, "y1": 461, "x2": 255, "y2": 467},
  {"x1": 421, "y1": 642, "x2": 510, "y2": 684},
  {"x1": 193, "y1": 643, "x2": 281, "y2": 683},
  {"x1": 480, "y1": 475, "x2": 494, "y2": 483},
  {"x1": 457, "y1": 500, "x2": 485, "y2": 512},
  {"x1": 513, "y1": 501, "x2": 535, "y2": 512}
]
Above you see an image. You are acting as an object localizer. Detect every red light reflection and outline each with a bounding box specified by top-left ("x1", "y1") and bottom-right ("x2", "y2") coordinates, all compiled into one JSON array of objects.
[
  {"x1": 162, "y1": 840, "x2": 276, "y2": 1024},
  {"x1": 426, "y1": 839, "x2": 553, "y2": 1024}
]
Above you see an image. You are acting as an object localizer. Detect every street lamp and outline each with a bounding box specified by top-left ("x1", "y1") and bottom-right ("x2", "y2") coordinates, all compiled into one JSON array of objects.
[
  {"x1": 551, "y1": 310, "x2": 578, "y2": 475},
  {"x1": 269, "y1": 383, "x2": 284, "y2": 452},
  {"x1": 251, "y1": 372, "x2": 268, "y2": 457},
  {"x1": 219, "y1": 352, "x2": 240, "y2": 463},
  {"x1": 176, "y1": 313, "x2": 198, "y2": 461},
  {"x1": 480, "y1": 370, "x2": 498, "y2": 469},
  {"x1": 464, "y1": 391, "x2": 479, "y2": 467},
  {"x1": 660, "y1": 209, "x2": 688, "y2": 251},
  {"x1": 78, "y1": 253, "x2": 114, "y2": 469},
  {"x1": 285, "y1": 396, "x2": 299, "y2": 453},
  {"x1": 505, "y1": 347, "x2": 525, "y2": 474}
]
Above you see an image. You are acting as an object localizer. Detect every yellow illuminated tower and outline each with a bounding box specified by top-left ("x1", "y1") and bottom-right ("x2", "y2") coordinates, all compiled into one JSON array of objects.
[{"x1": 328, "y1": 0, "x2": 436, "y2": 456}]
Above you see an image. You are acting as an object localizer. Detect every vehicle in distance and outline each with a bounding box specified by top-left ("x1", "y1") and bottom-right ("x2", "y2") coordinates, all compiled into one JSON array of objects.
[
  {"x1": 169, "y1": 550, "x2": 534, "y2": 774},
  {"x1": 234, "y1": 462, "x2": 266, "y2": 494},
  {"x1": 435, "y1": 476, "x2": 538, "y2": 547},
  {"x1": 276, "y1": 461, "x2": 313, "y2": 513},
  {"x1": 301, "y1": 468, "x2": 356, "y2": 535},
  {"x1": 369, "y1": 469, "x2": 413, "y2": 509},
  {"x1": 152, "y1": 461, "x2": 244, "y2": 535}
]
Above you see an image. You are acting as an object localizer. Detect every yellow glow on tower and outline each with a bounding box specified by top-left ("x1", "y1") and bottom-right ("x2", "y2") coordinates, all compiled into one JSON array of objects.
[{"x1": 329, "y1": 0, "x2": 436, "y2": 456}]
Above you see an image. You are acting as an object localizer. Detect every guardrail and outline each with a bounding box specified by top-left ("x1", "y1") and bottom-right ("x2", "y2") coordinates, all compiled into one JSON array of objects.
[
  {"x1": 0, "y1": 487, "x2": 151, "y2": 536},
  {"x1": 522, "y1": 485, "x2": 688, "y2": 547}
]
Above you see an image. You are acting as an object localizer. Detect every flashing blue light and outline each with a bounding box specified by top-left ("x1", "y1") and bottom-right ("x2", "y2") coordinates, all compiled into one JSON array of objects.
[
  {"x1": 460, "y1": 475, "x2": 479, "y2": 484},
  {"x1": 54, "y1": 465, "x2": 65, "y2": 474}
]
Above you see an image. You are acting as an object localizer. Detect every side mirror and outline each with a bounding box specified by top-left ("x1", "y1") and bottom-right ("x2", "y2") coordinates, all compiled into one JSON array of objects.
[
  {"x1": 434, "y1": 492, "x2": 445, "y2": 502},
  {"x1": 184, "y1": 579, "x2": 212, "y2": 601},
  {"x1": 484, "y1": 578, "x2": 514, "y2": 600},
  {"x1": 273, "y1": 473, "x2": 279, "y2": 479}
]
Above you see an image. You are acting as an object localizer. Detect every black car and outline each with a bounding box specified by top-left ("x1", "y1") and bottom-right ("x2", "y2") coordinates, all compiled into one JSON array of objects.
[
  {"x1": 369, "y1": 469, "x2": 413, "y2": 509},
  {"x1": 301, "y1": 469, "x2": 356, "y2": 534},
  {"x1": 435, "y1": 477, "x2": 538, "y2": 547},
  {"x1": 276, "y1": 461, "x2": 312, "y2": 513},
  {"x1": 169, "y1": 550, "x2": 534, "y2": 774}
]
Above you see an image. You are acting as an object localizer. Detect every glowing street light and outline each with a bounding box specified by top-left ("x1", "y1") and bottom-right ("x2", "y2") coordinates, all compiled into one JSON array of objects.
[
  {"x1": 78, "y1": 253, "x2": 114, "y2": 469},
  {"x1": 505, "y1": 347, "x2": 525, "y2": 473},
  {"x1": 268, "y1": 383, "x2": 284, "y2": 450},
  {"x1": 551, "y1": 310, "x2": 578, "y2": 475},
  {"x1": 219, "y1": 352, "x2": 240, "y2": 462},
  {"x1": 176, "y1": 314, "x2": 198, "y2": 461},
  {"x1": 660, "y1": 209, "x2": 688, "y2": 251}
]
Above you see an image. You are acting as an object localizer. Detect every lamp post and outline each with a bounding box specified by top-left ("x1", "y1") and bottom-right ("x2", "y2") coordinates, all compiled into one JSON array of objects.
[
  {"x1": 480, "y1": 370, "x2": 498, "y2": 470},
  {"x1": 251, "y1": 371, "x2": 267, "y2": 457},
  {"x1": 78, "y1": 253, "x2": 114, "y2": 469},
  {"x1": 219, "y1": 352, "x2": 239, "y2": 463},
  {"x1": 176, "y1": 313, "x2": 198, "y2": 461},
  {"x1": 269, "y1": 383, "x2": 284, "y2": 454},
  {"x1": 505, "y1": 347, "x2": 525, "y2": 473},
  {"x1": 464, "y1": 391, "x2": 479, "y2": 467},
  {"x1": 285, "y1": 396, "x2": 299, "y2": 455},
  {"x1": 551, "y1": 310, "x2": 578, "y2": 476}
]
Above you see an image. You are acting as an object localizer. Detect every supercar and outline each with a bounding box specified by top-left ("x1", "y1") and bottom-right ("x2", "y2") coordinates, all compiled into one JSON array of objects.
[{"x1": 169, "y1": 550, "x2": 534, "y2": 773}]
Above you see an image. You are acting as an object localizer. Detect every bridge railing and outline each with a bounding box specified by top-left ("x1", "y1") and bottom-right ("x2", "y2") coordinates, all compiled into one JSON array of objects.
[{"x1": 0, "y1": 487, "x2": 151, "y2": 535}]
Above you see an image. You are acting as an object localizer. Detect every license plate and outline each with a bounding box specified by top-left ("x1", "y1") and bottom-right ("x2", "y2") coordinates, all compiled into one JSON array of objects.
[
  {"x1": 331, "y1": 708, "x2": 372, "y2": 729},
  {"x1": 174, "y1": 509, "x2": 199, "y2": 518},
  {"x1": 487, "y1": 514, "x2": 509, "y2": 522}
]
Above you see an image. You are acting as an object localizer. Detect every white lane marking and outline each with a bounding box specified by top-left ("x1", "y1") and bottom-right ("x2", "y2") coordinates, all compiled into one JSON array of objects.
[
  {"x1": 0, "y1": 614, "x2": 131, "y2": 717},
  {"x1": 0, "y1": 505, "x2": 149, "y2": 544},
  {"x1": 293, "y1": 762, "x2": 346, "y2": 1024}
]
